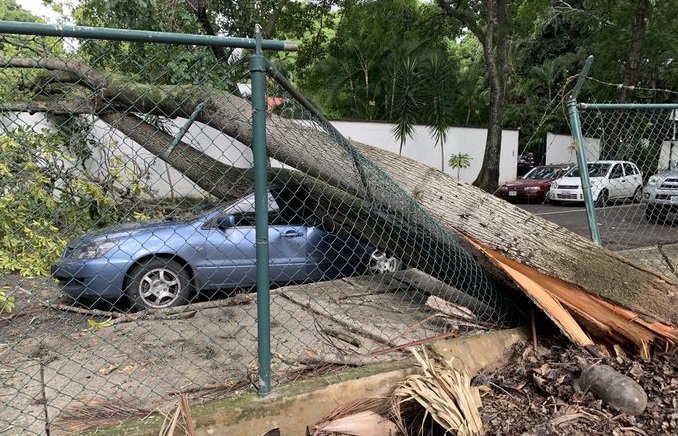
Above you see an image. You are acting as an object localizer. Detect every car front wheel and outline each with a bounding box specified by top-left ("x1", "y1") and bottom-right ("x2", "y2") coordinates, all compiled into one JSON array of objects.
[
  {"x1": 367, "y1": 250, "x2": 402, "y2": 274},
  {"x1": 595, "y1": 189, "x2": 609, "y2": 207},
  {"x1": 542, "y1": 187, "x2": 551, "y2": 204},
  {"x1": 126, "y1": 258, "x2": 192, "y2": 310},
  {"x1": 632, "y1": 187, "x2": 642, "y2": 203}
]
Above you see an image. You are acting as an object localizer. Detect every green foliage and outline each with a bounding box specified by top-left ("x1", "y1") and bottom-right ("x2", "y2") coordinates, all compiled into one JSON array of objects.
[
  {"x1": 0, "y1": 1, "x2": 68, "y2": 100},
  {"x1": 0, "y1": 0, "x2": 40, "y2": 21},
  {"x1": 73, "y1": 0, "x2": 241, "y2": 88},
  {"x1": 299, "y1": 0, "x2": 462, "y2": 156},
  {"x1": 0, "y1": 128, "x2": 146, "y2": 276},
  {"x1": 85, "y1": 318, "x2": 112, "y2": 330},
  {"x1": 0, "y1": 286, "x2": 15, "y2": 314}
]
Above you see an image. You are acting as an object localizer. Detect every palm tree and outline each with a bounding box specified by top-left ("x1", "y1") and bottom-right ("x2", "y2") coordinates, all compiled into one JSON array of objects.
[{"x1": 448, "y1": 152, "x2": 472, "y2": 178}]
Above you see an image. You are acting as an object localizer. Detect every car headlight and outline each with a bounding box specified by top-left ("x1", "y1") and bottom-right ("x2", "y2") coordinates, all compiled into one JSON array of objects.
[
  {"x1": 647, "y1": 175, "x2": 661, "y2": 186},
  {"x1": 524, "y1": 186, "x2": 540, "y2": 191},
  {"x1": 72, "y1": 240, "x2": 117, "y2": 259}
]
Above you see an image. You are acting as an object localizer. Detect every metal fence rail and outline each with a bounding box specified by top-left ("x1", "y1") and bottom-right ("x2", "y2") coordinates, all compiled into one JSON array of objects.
[
  {"x1": 566, "y1": 65, "x2": 678, "y2": 279},
  {"x1": 0, "y1": 21, "x2": 520, "y2": 434}
]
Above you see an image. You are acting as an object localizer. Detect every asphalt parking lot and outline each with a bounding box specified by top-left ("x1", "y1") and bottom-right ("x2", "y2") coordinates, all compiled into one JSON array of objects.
[{"x1": 516, "y1": 201, "x2": 678, "y2": 251}]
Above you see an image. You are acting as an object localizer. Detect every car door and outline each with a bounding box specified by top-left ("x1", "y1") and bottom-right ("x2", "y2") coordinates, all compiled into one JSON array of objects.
[
  {"x1": 198, "y1": 194, "x2": 260, "y2": 288},
  {"x1": 622, "y1": 162, "x2": 642, "y2": 197},
  {"x1": 606, "y1": 163, "x2": 626, "y2": 200},
  {"x1": 198, "y1": 191, "x2": 308, "y2": 288}
]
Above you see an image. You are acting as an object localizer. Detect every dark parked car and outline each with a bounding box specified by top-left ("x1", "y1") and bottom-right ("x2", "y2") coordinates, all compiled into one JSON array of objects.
[
  {"x1": 52, "y1": 185, "x2": 400, "y2": 310},
  {"x1": 496, "y1": 164, "x2": 572, "y2": 203}
]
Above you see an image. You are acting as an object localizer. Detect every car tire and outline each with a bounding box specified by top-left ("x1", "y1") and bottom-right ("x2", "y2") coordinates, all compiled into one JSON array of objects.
[
  {"x1": 631, "y1": 187, "x2": 642, "y2": 203},
  {"x1": 595, "y1": 189, "x2": 609, "y2": 207},
  {"x1": 125, "y1": 258, "x2": 192, "y2": 310},
  {"x1": 367, "y1": 250, "x2": 402, "y2": 274},
  {"x1": 542, "y1": 188, "x2": 551, "y2": 204}
]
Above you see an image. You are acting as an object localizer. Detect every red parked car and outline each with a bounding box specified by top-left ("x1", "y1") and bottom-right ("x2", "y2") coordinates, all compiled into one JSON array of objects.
[{"x1": 496, "y1": 164, "x2": 573, "y2": 204}]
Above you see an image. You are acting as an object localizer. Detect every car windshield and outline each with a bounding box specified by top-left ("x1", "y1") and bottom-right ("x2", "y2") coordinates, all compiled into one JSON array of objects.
[
  {"x1": 181, "y1": 194, "x2": 264, "y2": 222},
  {"x1": 523, "y1": 166, "x2": 562, "y2": 180},
  {"x1": 566, "y1": 163, "x2": 611, "y2": 178}
]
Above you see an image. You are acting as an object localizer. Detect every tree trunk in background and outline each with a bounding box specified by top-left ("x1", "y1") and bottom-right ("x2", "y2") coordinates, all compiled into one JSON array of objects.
[
  {"x1": 601, "y1": 0, "x2": 650, "y2": 159},
  {"x1": 620, "y1": 0, "x2": 650, "y2": 103},
  {"x1": 436, "y1": 0, "x2": 509, "y2": 193}
]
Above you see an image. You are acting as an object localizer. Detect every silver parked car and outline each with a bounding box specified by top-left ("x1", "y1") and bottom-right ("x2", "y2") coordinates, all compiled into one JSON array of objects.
[{"x1": 643, "y1": 168, "x2": 678, "y2": 223}]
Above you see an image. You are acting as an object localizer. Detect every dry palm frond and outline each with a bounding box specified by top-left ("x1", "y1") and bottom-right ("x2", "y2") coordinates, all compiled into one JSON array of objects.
[
  {"x1": 158, "y1": 394, "x2": 196, "y2": 436},
  {"x1": 391, "y1": 347, "x2": 485, "y2": 436},
  {"x1": 309, "y1": 397, "x2": 399, "y2": 436},
  {"x1": 426, "y1": 295, "x2": 477, "y2": 322},
  {"x1": 51, "y1": 397, "x2": 152, "y2": 433}
]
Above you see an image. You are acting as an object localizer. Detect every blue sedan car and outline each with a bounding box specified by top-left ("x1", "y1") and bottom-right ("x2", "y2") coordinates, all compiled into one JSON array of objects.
[{"x1": 52, "y1": 185, "x2": 401, "y2": 310}]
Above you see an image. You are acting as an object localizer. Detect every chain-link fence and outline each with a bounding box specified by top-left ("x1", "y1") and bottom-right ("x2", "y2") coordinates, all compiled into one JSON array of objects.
[
  {"x1": 565, "y1": 93, "x2": 678, "y2": 280},
  {"x1": 0, "y1": 22, "x2": 524, "y2": 434}
]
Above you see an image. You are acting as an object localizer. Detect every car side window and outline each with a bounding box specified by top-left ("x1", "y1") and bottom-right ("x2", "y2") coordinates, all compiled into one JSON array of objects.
[
  {"x1": 623, "y1": 163, "x2": 637, "y2": 176},
  {"x1": 609, "y1": 164, "x2": 623, "y2": 179},
  {"x1": 223, "y1": 192, "x2": 281, "y2": 227},
  {"x1": 271, "y1": 185, "x2": 315, "y2": 226}
]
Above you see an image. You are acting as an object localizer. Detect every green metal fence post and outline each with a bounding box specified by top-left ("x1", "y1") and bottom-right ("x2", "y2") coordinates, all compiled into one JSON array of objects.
[
  {"x1": 567, "y1": 55, "x2": 601, "y2": 245},
  {"x1": 250, "y1": 24, "x2": 271, "y2": 397}
]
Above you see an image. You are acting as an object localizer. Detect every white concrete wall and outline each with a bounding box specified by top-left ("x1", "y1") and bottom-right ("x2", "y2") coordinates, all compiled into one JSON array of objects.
[
  {"x1": 333, "y1": 121, "x2": 519, "y2": 184},
  {"x1": 657, "y1": 140, "x2": 678, "y2": 171},
  {"x1": 2, "y1": 113, "x2": 520, "y2": 197},
  {"x1": 544, "y1": 133, "x2": 600, "y2": 165}
]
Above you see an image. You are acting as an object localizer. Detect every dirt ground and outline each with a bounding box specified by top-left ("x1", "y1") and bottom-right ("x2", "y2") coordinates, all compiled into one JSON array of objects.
[{"x1": 1, "y1": 273, "x2": 677, "y2": 435}]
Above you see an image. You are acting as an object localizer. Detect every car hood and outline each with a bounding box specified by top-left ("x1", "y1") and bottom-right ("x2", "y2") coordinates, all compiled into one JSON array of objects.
[
  {"x1": 69, "y1": 219, "x2": 194, "y2": 245},
  {"x1": 652, "y1": 170, "x2": 678, "y2": 179}
]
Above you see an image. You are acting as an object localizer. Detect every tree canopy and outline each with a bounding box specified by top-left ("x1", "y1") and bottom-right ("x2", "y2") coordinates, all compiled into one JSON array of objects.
[{"x1": 6, "y1": 0, "x2": 678, "y2": 187}]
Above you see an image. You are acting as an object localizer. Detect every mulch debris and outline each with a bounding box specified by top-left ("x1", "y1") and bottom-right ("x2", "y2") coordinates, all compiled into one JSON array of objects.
[{"x1": 477, "y1": 336, "x2": 677, "y2": 435}]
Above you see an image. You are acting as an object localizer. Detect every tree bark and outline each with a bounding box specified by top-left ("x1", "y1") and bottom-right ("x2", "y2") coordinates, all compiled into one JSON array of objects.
[
  {"x1": 620, "y1": 0, "x2": 650, "y2": 103},
  {"x1": 600, "y1": 0, "x2": 651, "y2": 159}
]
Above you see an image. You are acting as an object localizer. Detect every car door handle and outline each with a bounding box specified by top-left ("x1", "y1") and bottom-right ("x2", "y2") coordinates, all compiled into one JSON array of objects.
[{"x1": 282, "y1": 230, "x2": 302, "y2": 238}]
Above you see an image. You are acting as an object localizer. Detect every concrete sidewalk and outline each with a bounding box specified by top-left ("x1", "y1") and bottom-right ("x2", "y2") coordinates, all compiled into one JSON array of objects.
[{"x1": 617, "y1": 243, "x2": 678, "y2": 282}]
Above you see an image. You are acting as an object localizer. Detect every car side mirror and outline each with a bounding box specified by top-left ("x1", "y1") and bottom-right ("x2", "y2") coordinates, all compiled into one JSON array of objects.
[{"x1": 215, "y1": 214, "x2": 236, "y2": 229}]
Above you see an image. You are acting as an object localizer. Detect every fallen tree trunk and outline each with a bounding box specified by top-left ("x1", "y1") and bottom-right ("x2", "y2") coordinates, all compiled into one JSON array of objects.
[
  {"x1": 5, "y1": 55, "x2": 677, "y2": 351},
  {"x1": 353, "y1": 145, "x2": 677, "y2": 325}
]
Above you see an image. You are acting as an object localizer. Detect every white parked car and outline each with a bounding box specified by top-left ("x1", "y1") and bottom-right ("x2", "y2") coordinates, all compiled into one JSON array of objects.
[{"x1": 549, "y1": 160, "x2": 643, "y2": 207}]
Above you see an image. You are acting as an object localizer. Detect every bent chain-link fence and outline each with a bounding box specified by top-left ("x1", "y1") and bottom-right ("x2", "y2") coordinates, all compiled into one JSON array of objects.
[
  {"x1": 567, "y1": 87, "x2": 678, "y2": 281},
  {"x1": 0, "y1": 22, "x2": 522, "y2": 434}
]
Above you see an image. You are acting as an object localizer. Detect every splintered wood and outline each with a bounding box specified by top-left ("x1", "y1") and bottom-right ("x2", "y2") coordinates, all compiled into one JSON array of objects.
[{"x1": 464, "y1": 236, "x2": 678, "y2": 358}]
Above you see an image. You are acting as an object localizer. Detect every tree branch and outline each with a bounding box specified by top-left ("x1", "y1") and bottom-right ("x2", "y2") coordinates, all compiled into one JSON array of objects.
[
  {"x1": 263, "y1": 0, "x2": 290, "y2": 38},
  {"x1": 0, "y1": 56, "x2": 107, "y2": 91},
  {"x1": 184, "y1": 0, "x2": 229, "y2": 62},
  {"x1": 0, "y1": 99, "x2": 107, "y2": 115},
  {"x1": 436, "y1": 0, "x2": 485, "y2": 43}
]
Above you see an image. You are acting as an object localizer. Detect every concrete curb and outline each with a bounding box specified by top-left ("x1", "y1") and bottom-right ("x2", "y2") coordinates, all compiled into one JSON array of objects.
[{"x1": 97, "y1": 326, "x2": 529, "y2": 436}]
